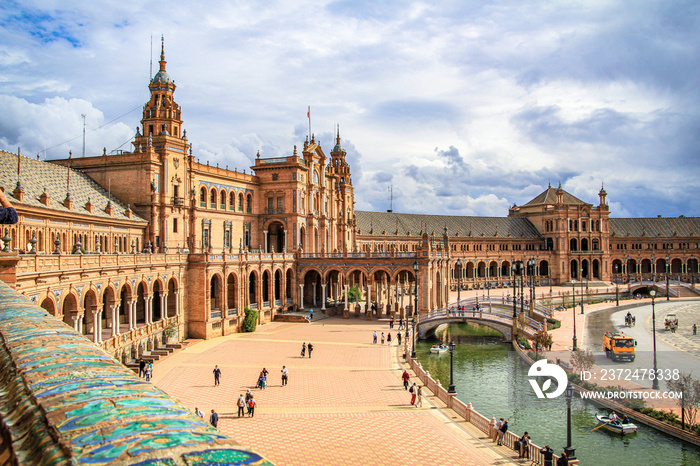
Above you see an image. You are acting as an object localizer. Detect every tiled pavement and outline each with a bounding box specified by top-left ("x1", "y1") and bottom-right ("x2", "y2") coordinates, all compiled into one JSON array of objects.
[{"x1": 152, "y1": 317, "x2": 520, "y2": 466}]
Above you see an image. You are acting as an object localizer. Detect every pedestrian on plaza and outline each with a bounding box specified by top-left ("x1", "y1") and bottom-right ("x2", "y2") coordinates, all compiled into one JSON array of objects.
[
  {"x1": 398, "y1": 318, "x2": 404, "y2": 330},
  {"x1": 245, "y1": 389, "x2": 253, "y2": 414},
  {"x1": 381, "y1": 332, "x2": 385, "y2": 344},
  {"x1": 693, "y1": 323, "x2": 697, "y2": 335},
  {"x1": 210, "y1": 409, "x2": 218, "y2": 428},
  {"x1": 301, "y1": 342, "x2": 306, "y2": 357},
  {"x1": 281, "y1": 365, "x2": 289, "y2": 386},
  {"x1": 308, "y1": 342, "x2": 313, "y2": 358},
  {"x1": 0, "y1": 190, "x2": 18, "y2": 225},
  {"x1": 195, "y1": 407, "x2": 204, "y2": 419},
  {"x1": 473, "y1": 306, "x2": 476, "y2": 317},
  {"x1": 256, "y1": 371, "x2": 263, "y2": 388},
  {"x1": 248, "y1": 395, "x2": 256, "y2": 417},
  {"x1": 309, "y1": 308, "x2": 314, "y2": 320},
  {"x1": 402, "y1": 370, "x2": 410, "y2": 390},
  {"x1": 145, "y1": 363, "x2": 152, "y2": 381},
  {"x1": 409, "y1": 382, "x2": 417, "y2": 405},
  {"x1": 540, "y1": 446, "x2": 554, "y2": 466},
  {"x1": 373, "y1": 331, "x2": 377, "y2": 344},
  {"x1": 519, "y1": 432, "x2": 530, "y2": 458},
  {"x1": 389, "y1": 317, "x2": 394, "y2": 329},
  {"x1": 416, "y1": 385, "x2": 424, "y2": 408},
  {"x1": 139, "y1": 358, "x2": 146, "y2": 378},
  {"x1": 557, "y1": 452, "x2": 568, "y2": 466},
  {"x1": 387, "y1": 332, "x2": 392, "y2": 345},
  {"x1": 213, "y1": 365, "x2": 221, "y2": 386},
  {"x1": 260, "y1": 371, "x2": 267, "y2": 390},
  {"x1": 493, "y1": 418, "x2": 503, "y2": 442},
  {"x1": 497, "y1": 420, "x2": 508, "y2": 445},
  {"x1": 397, "y1": 332, "x2": 402, "y2": 345},
  {"x1": 237, "y1": 394, "x2": 246, "y2": 417}
]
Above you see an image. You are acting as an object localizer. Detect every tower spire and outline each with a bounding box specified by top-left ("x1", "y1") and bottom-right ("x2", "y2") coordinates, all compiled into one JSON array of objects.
[{"x1": 159, "y1": 34, "x2": 166, "y2": 72}]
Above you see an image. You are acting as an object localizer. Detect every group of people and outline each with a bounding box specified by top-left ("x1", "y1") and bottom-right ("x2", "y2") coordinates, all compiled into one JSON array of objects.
[
  {"x1": 493, "y1": 418, "x2": 568, "y2": 465},
  {"x1": 138, "y1": 358, "x2": 153, "y2": 381},
  {"x1": 236, "y1": 391, "x2": 257, "y2": 417},
  {"x1": 300, "y1": 342, "x2": 313, "y2": 357},
  {"x1": 372, "y1": 330, "x2": 402, "y2": 345}
]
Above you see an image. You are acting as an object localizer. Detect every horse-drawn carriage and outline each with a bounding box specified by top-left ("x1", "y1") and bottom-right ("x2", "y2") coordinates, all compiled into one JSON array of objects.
[
  {"x1": 624, "y1": 312, "x2": 636, "y2": 327},
  {"x1": 665, "y1": 314, "x2": 678, "y2": 332}
]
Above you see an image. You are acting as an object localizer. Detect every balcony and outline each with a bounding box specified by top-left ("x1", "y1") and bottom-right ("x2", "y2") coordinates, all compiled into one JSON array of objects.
[{"x1": 170, "y1": 196, "x2": 184, "y2": 206}]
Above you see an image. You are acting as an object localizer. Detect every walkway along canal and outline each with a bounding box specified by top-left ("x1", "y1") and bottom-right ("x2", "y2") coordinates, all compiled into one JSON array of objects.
[{"x1": 414, "y1": 324, "x2": 700, "y2": 466}]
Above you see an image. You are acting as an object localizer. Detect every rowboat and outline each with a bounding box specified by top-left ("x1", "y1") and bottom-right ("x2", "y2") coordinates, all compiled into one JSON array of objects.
[
  {"x1": 429, "y1": 344, "x2": 448, "y2": 354},
  {"x1": 595, "y1": 413, "x2": 638, "y2": 434}
]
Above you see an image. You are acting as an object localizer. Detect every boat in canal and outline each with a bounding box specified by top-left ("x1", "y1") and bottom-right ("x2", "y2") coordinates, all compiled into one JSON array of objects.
[
  {"x1": 595, "y1": 413, "x2": 639, "y2": 434},
  {"x1": 430, "y1": 344, "x2": 448, "y2": 354}
]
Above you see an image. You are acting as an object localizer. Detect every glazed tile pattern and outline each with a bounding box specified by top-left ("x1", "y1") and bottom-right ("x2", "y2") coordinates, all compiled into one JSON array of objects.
[{"x1": 0, "y1": 281, "x2": 272, "y2": 465}]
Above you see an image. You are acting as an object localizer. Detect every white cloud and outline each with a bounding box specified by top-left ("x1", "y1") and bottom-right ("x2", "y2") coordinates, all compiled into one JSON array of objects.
[{"x1": 0, "y1": 0, "x2": 698, "y2": 218}]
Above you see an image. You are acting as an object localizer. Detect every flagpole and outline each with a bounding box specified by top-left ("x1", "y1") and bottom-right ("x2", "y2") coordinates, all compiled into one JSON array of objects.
[{"x1": 307, "y1": 106, "x2": 311, "y2": 141}]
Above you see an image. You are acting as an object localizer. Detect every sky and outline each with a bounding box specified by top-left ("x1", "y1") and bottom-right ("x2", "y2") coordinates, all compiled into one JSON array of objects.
[{"x1": 1, "y1": 0, "x2": 699, "y2": 219}]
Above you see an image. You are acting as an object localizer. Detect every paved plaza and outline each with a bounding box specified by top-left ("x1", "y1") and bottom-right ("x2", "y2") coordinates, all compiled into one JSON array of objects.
[{"x1": 152, "y1": 316, "x2": 520, "y2": 466}]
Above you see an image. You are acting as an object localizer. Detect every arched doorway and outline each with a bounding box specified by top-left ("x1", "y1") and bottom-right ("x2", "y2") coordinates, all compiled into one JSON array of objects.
[{"x1": 267, "y1": 222, "x2": 286, "y2": 252}]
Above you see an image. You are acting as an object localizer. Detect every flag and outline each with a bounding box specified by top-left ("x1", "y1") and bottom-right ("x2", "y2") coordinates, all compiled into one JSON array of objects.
[{"x1": 307, "y1": 106, "x2": 310, "y2": 118}]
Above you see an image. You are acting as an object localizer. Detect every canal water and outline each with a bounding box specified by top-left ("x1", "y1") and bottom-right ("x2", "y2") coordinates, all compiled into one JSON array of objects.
[{"x1": 416, "y1": 324, "x2": 700, "y2": 466}]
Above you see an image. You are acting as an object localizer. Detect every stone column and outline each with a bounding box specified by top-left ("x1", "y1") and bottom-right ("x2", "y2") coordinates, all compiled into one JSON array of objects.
[
  {"x1": 321, "y1": 284, "x2": 327, "y2": 310},
  {"x1": 312, "y1": 282, "x2": 317, "y2": 306},
  {"x1": 343, "y1": 284, "x2": 349, "y2": 311},
  {"x1": 92, "y1": 308, "x2": 101, "y2": 343},
  {"x1": 263, "y1": 230, "x2": 268, "y2": 252},
  {"x1": 365, "y1": 283, "x2": 372, "y2": 320},
  {"x1": 299, "y1": 284, "x2": 305, "y2": 309},
  {"x1": 111, "y1": 304, "x2": 119, "y2": 337},
  {"x1": 129, "y1": 300, "x2": 135, "y2": 330},
  {"x1": 72, "y1": 315, "x2": 79, "y2": 332},
  {"x1": 79, "y1": 315, "x2": 84, "y2": 334},
  {"x1": 175, "y1": 292, "x2": 180, "y2": 316},
  {"x1": 161, "y1": 293, "x2": 168, "y2": 320}
]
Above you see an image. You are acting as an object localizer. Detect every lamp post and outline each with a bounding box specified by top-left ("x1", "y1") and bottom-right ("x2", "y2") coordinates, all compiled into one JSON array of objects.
[
  {"x1": 650, "y1": 289, "x2": 659, "y2": 390},
  {"x1": 571, "y1": 280, "x2": 577, "y2": 350},
  {"x1": 626, "y1": 254, "x2": 631, "y2": 284},
  {"x1": 692, "y1": 254, "x2": 696, "y2": 289},
  {"x1": 411, "y1": 316, "x2": 417, "y2": 359},
  {"x1": 528, "y1": 258, "x2": 536, "y2": 314},
  {"x1": 580, "y1": 268, "x2": 585, "y2": 315},
  {"x1": 614, "y1": 264, "x2": 619, "y2": 307},
  {"x1": 448, "y1": 340, "x2": 456, "y2": 394},
  {"x1": 456, "y1": 259, "x2": 462, "y2": 306},
  {"x1": 666, "y1": 255, "x2": 670, "y2": 301},
  {"x1": 512, "y1": 262, "x2": 519, "y2": 318},
  {"x1": 564, "y1": 383, "x2": 576, "y2": 460},
  {"x1": 520, "y1": 262, "x2": 525, "y2": 318}
]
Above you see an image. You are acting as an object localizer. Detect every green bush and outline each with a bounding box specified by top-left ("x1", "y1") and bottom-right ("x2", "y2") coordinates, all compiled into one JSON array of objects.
[
  {"x1": 346, "y1": 286, "x2": 362, "y2": 302},
  {"x1": 243, "y1": 307, "x2": 258, "y2": 332},
  {"x1": 516, "y1": 334, "x2": 531, "y2": 349},
  {"x1": 546, "y1": 317, "x2": 561, "y2": 330}
]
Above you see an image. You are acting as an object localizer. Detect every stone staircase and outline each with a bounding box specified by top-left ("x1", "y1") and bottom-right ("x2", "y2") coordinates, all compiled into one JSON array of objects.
[{"x1": 126, "y1": 341, "x2": 191, "y2": 374}]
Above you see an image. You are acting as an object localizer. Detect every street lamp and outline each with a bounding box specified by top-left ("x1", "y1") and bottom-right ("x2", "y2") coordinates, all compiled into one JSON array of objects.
[
  {"x1": 571, "y1": 280, "x2": 577, "y2": 350},
  {"x1": 692, "y1": 254, "x2": 696, "y2": 289},
  {"x1": 528, "y1": 258, "x2": 537, "y2": 314},
  {"x1": 448, "y1": 340, "x2": 456, "y2": 394},
  {"x1": 626, "y1": 254, "x2": 631, "y2": 284},
  {"x1": 650, "y1": 289, "x2": 659, "y2": 390},
  {"x1": 666, "y1": 255, "x2": 670, "y2": 301},
  {"x1": 580, "y1": 268, "x2": 585, "y2": 315},
  {"x1": 512, "y1": 262, "x2": 520, "y2": 318},
  {"x1": 455, "y1": 259, "x2": 462, "y2": 306},
  {"x1": 614, "y1": 264, "x2": 619, "y2": 307},
  {"x1": 564, "y1": 383, "x2": 576, "y2": 460},
  {"x1": 520, "y1": 262, "x2": 525, "y2": 318},
  {"x1": 411, "y1": 316, "x2": 417, "y2": 359}
]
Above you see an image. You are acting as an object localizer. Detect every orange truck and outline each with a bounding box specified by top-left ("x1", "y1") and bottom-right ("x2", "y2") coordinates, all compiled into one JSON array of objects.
[{"x1": 603, "y1": 332, "x2": 636, "y2": 362}]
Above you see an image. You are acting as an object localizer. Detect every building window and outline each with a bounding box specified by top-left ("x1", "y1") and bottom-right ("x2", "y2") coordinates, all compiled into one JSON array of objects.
[
  {"x1": 246, "y1": 194, "x2": 252, "y2": 213},
  {"x1": 200, "y1": 187, "x2": 207, "y2": 207},
  {"x1": 229, "y1": 192, "x2": 235, "y2": 210},
  {"x1": 267, "y1": 197, "x2": 274, "y2": 210},
  {"x1": 277, "y1": 197, "x2": 284, "y2": 209},
  {"x1": 238, "y1": 193, "x2": 244, "y2": 211},
  {"x1": 210, "y1": 189, "x2": 217, "y2": 208},
  {"x1": 173, "y1": 218, "x2": 178, "y2": 233}
]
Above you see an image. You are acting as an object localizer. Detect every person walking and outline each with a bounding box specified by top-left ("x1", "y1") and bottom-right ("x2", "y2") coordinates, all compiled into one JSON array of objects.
[
  {"x1": 519, "y1": 432, "x2": 530, "y2": 458},
  {"x1": 237, "y1": 394, "x2": 246, "y2": 417},
  {"x1": 145, "y1": 363, "x2": 152, "y2": 381},
  {"x1": 210, "y1": 409, "x2": 218, "y2": 428},
  {"x1": 195, "y1": 407, "x2": 204, "y2": 419},
  {"x1": 402, "y1": 370, "x2": 410, "y2": 390},
  {"x1": 416, "y1": 385, "x2": 424, "y2": 408},
  {"x1": 409, "y1": 382, "x2": 417, "y2": 405},
  {"x1": 260, "y1": 371, "x2": 267, "y2": 390},
  {"x1": 398, "y1": 318, "x2": 404, "y2": 330},
  {"x1": 307, "y1": 342, "x2": 313, "y2": 358},
  {"x1": 281, "y1": 366, "x2": 288, "y2": 386},
  {"x1": 301, "y1": 342, "x2": 306, "y2": 357},
  {"x1": 373, "y1": 331, "x2": 377, "y2": 344},
  {"x1": 213, "y1": 365, "x2": 221, "y2": 386},
  {"x1": 381, "y1": 332, "x2": 385, "y2": 344},
  {"x1": 389, "y1": 317, "x2": 394, "y2": 329},
  {"x1": 138, "y1": 358, "x2": 146, "y2": 378},
  {"x1": 693, "y1": 323, "x2": 697, "y2": 335},
  {"x1": 248, "y1": 395, "x2": 256, "y2": 417},
  {"x1": 309, "y1": 308, "x2": 314, "y2": 320},
  {"x1": 397, "y1": 332, "x2": 402, "y2": 345},
  {"x1": 387, "y1": 332, "x2": 392, "y2": 345},
  {"x1": 245, "y1": 390, "x2": 253, "y2": 415}
]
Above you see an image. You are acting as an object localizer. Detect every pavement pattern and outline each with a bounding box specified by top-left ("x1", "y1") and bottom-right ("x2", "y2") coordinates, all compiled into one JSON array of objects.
[{"x1": 152, "y1": 317, "x2": 521, "y2": 466}]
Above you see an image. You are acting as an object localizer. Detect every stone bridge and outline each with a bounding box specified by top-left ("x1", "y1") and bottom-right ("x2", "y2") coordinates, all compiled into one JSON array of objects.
[
  {"x1": 417, "y1": 303, "x2": 544, "y2": 342},
  {"x1": 0, "y1": 280, "x2": 271, "y2": 465}
]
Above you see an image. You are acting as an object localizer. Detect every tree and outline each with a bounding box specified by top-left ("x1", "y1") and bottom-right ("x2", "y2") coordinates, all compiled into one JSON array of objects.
[
  {"x1": 533, "y1": 330, "x2": 553, "y2": 352},
  {"x1": 570, "y1": 348, "x2": 596, "y2": 375},
  {"x1": 668, "y1": 372, "x2": 700, "y2": 430},
  {"x1": 242, "y1": 307, "x2": 258, "y2": 332}
]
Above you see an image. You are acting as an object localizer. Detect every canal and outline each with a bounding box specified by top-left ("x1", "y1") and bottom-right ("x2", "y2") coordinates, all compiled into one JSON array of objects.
[{"x1": 416, "y1": 324, "x2": 700, "y2": 465}]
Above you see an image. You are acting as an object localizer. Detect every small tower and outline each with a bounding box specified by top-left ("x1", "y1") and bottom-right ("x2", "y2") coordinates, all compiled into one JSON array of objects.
[{"x1": 599, "y1": 183, "x2": 607, "y2": 207}]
